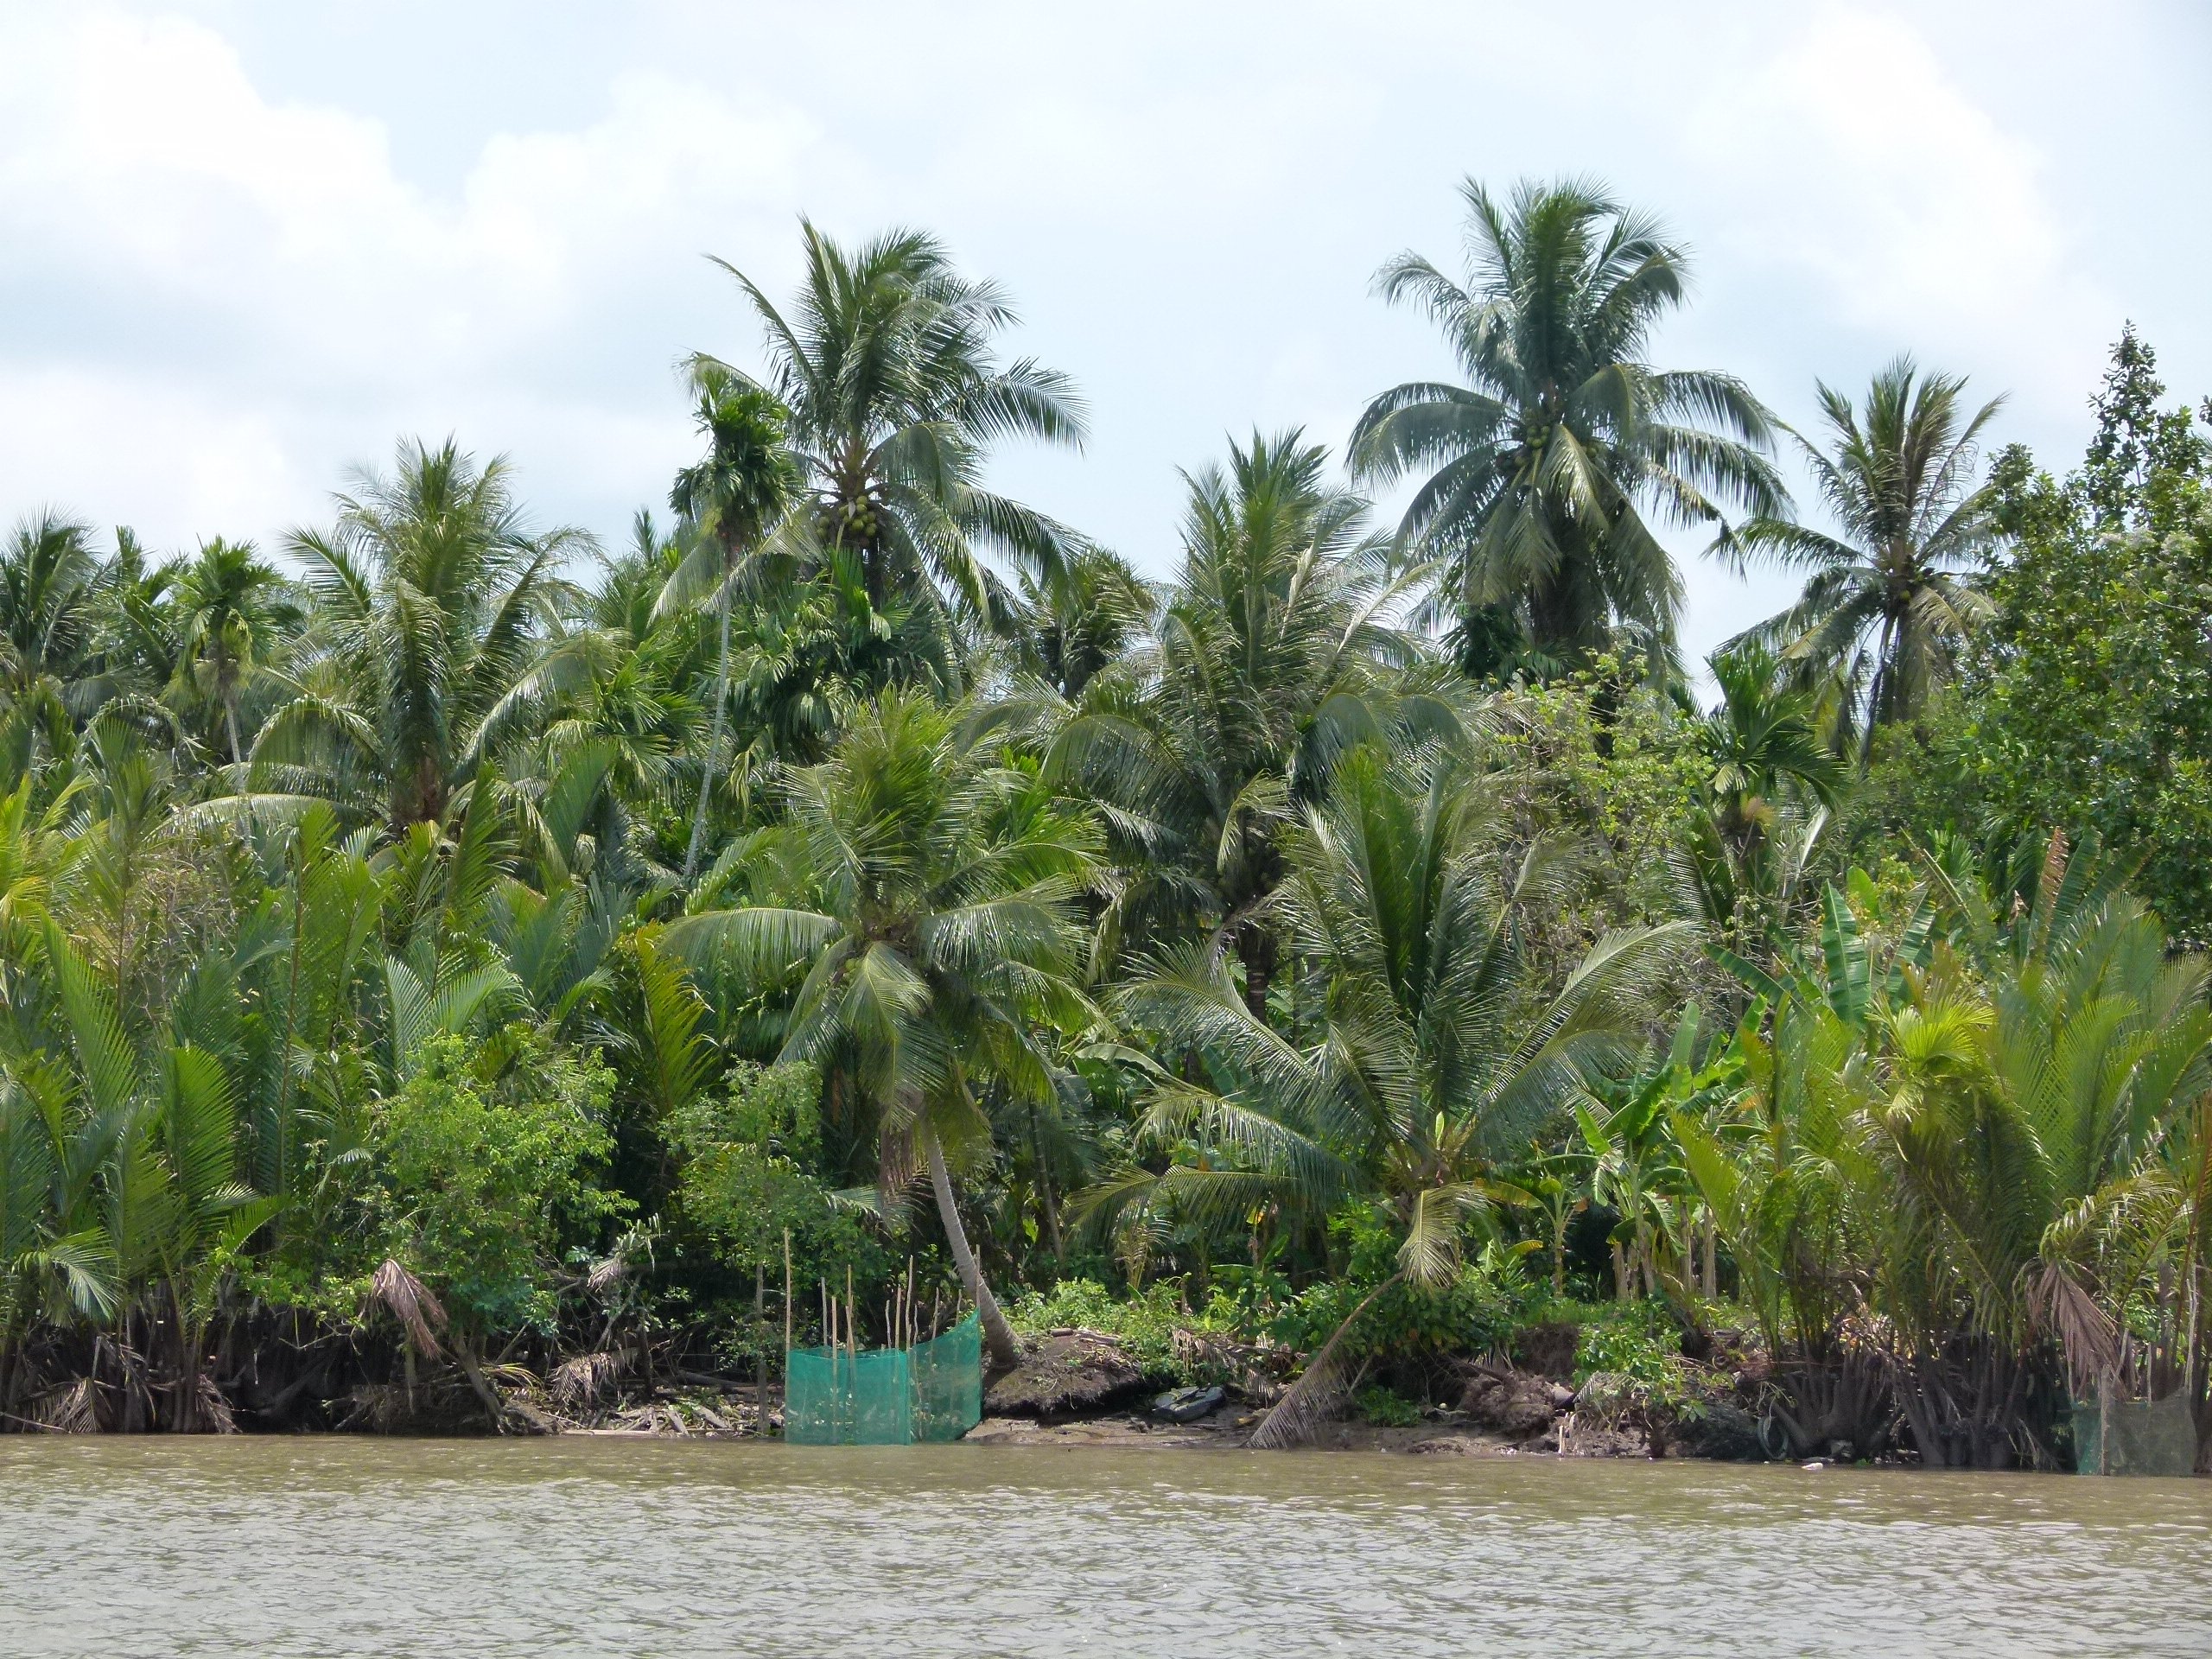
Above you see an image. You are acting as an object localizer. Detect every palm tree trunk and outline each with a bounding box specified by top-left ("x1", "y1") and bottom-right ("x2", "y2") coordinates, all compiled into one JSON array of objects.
[
  {"x1": 223, "y1": 689, "x2": 244, "y2": 771},
  {"x1": 171, "y1": 1286, "x2": 200, "y2": 1433},
  {"x1": 684, "y1": 567, "x2": 735, "y2": 881},
  {"x1": 925, "y1": 1128, "x2": 1022, "y2": 1371},
  {"x1": 1026, "y1": 1098, "x2": 1066, "y2": 1268},
  {"x1": 1237, "y1": 919, "x2": 1277, "y2": 1025}
]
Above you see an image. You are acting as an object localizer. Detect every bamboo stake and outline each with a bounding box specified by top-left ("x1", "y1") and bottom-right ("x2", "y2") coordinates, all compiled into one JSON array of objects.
[{"x1": 780, "y1": 1231, "x2": 792, "y2": 1440}]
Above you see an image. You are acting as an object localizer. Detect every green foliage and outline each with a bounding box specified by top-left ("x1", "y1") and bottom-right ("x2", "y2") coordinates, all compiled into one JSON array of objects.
[
  {"x1": 1007, "y1": 1276, "x2": 1232, "y2": 1382},
  {"x1": 370, "y1": 1030, "x2": 621, "y2": 1332},
  {"x1": 1969, "y1": 373, "x2": 2212, "y2": 939},
  {"x1": 1269, "y1": 1220, "x2": 1543, "y2": 1366},
  {"x1": 1727, "y1": 356, "x2": 2002, "y2": 738},
  {"x1": 668, "y1": 1059, "x2": 895, "y2": 1321},
  {"x1": 1351, "y1": 177, "x2": 1784, "y2": 661},
  {"x1": 11, "y1": 201, "x2": 2212, "y2": 1459},
  {"x1": 1560, "y1": 1300, "x2": 1687, "y2": 1390},
  {"x1": 1489, "y1": 658, "x2": 1706, "y2": 940},
  {"x1": 1354, "y1": 1383, "x2": 1421, "y2": 1427}
]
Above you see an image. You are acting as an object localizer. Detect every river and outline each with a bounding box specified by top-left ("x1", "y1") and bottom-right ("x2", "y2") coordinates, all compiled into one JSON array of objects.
[{"x1": 3, "y1": 1438, "x2": 2209, "y2": 1656}]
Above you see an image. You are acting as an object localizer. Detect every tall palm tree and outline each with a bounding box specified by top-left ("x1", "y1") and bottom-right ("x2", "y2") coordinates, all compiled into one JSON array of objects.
[
  {"x1": 665, "y1": 364, "x2": 800, "y2": 880},
  {"x1": 1726, "y1": 357, "x2": 2003, "y2": 745},
  {"x1": 1026, "y1": 430, "x2": 1440, "y2": 1019},
  {"x1": 666, "y1": 691, "x2": 1103, "y2": 1370},
  {"x1": 700, "y1": 221, "x2": 1086, "y2": 649},
  {"x1": 0, "y1": 513, "x2": 105, "y2": 772},
  {"x1": 1109, "y1": 745, "x2": 1682, "y2": 1444},
  {"x1": 1351, "y1": 178, "x2": 1786, "y2": 666},
  {"x1": 257, "y1": 438, "x2": 594, "y2": 827},
  {"x1": 169, "y1": 538, "x2": 299, "y2": 767}
]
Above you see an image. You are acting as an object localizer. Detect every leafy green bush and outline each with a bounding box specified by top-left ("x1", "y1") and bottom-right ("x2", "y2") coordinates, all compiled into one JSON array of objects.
[
  {"x1": 1268, "y1": 1218, "x2": 1544, "y2": 1365},
  {"x1": 669, "y1": 1059, "x2": 900, "y2": 1341},
  {"x1": 1542, "y1": 1299, "x2": 1691, "y2": 1401},
  {"x1": 371, "y1": 1030, "x2": 623, "y2": 1332}
]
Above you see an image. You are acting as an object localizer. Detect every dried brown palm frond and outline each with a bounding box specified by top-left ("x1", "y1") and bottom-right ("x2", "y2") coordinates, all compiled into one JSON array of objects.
[
  {"x1": 1248, "y1": 1273, "x2": 1403, "y2": 1450},
  {"x1": 585, "y1": 1220, "x2": 663, "y2": 1298},
  {"x1": 1247, "y1": 1340, "x2": 1357, "y2": 1450},
  {"x1": 32, "y1": 1376, "x2": 103, "y2": 1433},
  {"x1": 550, "y1": 1349, "x2": 629, "y2": 1408},
  {"x1": 585, "y1": 1255, "x2": 627, "y2": 1297},
  {"x1": 874, "y1": 1121, "x2": 926, "y2": 1228},
  {"x1": 2029, "y1": 1261, "x2": 2122, "y2": 1397},
  {"x1": 341, "y1": 1381, "x2": 410, "y2": 1433},
  {"x1": 195, "y1": 1374, "x2": 238, "y2": 1434},
  {"x1": 369, "y1": 1257, "x2": 447, "y2": 1357}
]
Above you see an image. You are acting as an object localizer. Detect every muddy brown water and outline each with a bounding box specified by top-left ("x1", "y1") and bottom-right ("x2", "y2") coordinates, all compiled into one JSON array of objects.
[{"x1": 3, "y1": 1438, "x2": 2209, "y2": 1656}]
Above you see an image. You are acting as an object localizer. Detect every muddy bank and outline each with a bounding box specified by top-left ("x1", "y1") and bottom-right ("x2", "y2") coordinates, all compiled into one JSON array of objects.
[{"x1": 966, "y1": 1325, "x2": 1776, "y2": 1459}]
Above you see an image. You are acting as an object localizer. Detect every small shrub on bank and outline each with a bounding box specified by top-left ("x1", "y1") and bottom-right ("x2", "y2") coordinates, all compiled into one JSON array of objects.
[
  {"x1": 1355, "y1": 1384, "x2": 1422, "y2": 1427},
  {"x1": 1538, "y1": 1299, "x2": 1693, "y2": 1403},
  {"x1": 1270, "y1": 1240, "x2": 1546, "y2": 1368},
  {"x1": 1007, "y1": 1278, "x2": 1236, "y2": 1383}
]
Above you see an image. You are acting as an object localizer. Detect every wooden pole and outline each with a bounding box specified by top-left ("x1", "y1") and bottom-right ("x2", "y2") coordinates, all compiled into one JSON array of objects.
[
  {"x1": 754, "y1": 1263, "x2": 766, "y2": 1436},
  {"x1": 780, "y1": 1230, "x2": 792, "y2": 1440}
]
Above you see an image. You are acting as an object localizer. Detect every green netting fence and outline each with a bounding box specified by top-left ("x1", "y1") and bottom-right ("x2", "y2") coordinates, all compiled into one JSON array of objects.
[
  {"x1": 2071, "y1": 1389, "x2": 2197, "y2": 1476},
  {"x1": 785, "y1": 1313, "x2": 982, "y2": 1445}
]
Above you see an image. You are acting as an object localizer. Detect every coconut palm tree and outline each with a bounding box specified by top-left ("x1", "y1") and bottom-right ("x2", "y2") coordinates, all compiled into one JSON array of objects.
[
  {"x1": 255, "y1": 438, "x2": 594, "y2": 827},
  {"x1": 699, "y1": 221, "x2": 1085, "y2": 651},
  {"x1": 664, "y1": 363, "x2": 800, "y2": 880},
  {"x1": 1351, "y1": 178, "x2": 1786, "y2": 667},
  {"x1": 1021, "y1": 430, "x2": 1440, "y2": 1018},
  {"x1": 169, "y1": 538, "x2": 299, "y2": 767},
  {"x1": 1005, "y1": 542, "x2": 1154, "y2": 702},
  {"x1": 0, "y1": 513, "x2": 106, "y2": 772},
  {"x1": 1110, "y1": 745, "x2": 1683, "y2": 1444},
  {"x1": 665, "y1": 690, "x2": 1103, "y2": 1370},
  {"x1": 1725, "y1": 358, "x2": 2004, "y2": 746}
]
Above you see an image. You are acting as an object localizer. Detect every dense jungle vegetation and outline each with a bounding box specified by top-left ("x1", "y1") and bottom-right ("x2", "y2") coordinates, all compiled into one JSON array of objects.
[{"x1": 3, "y1": 178, "x2": 2210, "y2": 1465}]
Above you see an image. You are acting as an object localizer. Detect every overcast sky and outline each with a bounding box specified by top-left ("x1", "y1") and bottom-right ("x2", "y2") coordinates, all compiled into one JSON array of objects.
[{"x1": 1, "y1": 1, "x2": 2206, "y2": 670}]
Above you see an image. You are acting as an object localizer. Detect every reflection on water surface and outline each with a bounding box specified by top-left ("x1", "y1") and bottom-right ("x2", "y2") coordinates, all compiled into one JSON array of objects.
[{"x1": 3, "y1": 1438, "x2": 2209, "y2": 1656}]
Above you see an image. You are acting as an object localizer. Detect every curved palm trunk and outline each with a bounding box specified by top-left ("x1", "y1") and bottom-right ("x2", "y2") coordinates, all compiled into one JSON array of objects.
[
  {"x1": 925, "y1": 1128, "x2": 1022, "y2": 1371},
  {"x1": 223, "y1": 696, "x2": 244, "y2": 772},
  {"x1": 684, "y1": 566, "x2": 735, "y2": 882}
]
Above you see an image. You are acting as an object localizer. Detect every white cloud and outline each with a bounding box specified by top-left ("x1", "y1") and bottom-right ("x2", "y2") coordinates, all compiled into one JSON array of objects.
[
  {"x1": 0, "y1": 7, "x2": 822, "y2": 544},
  {"x1": 0, "y1": 0, "x2": 2196, "y2": 632},
  {"x1": 1687, "y1": 5, "x2": 2107, "y2": 390}
]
